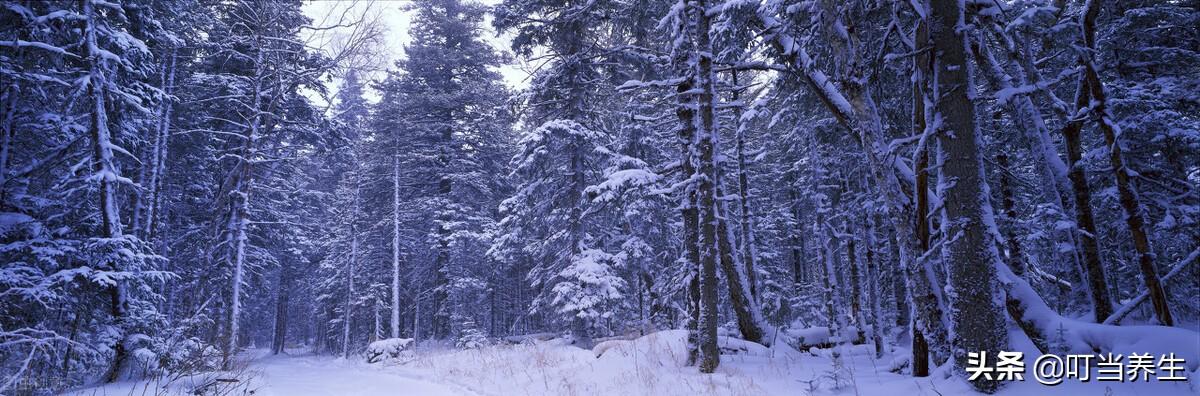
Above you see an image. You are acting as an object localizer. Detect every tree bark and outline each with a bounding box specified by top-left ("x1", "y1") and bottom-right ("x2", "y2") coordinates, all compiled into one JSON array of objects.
[
  {"x1": 930, "y1": 0, "x2": 1009, "y2": 391},
  {"x1": 731, "y1": 70, "x2": 759, "y2": 300},
  {"x1": 674, "y1": 50, "x2": 702, "y2": 367},
  {"x1": 272, "y1": 263, "x2": 292, "y2": 355},
  {"x1": 1061, "y1": 76, "x2": 1115, "y2": 322},
  {"x1": 83, "y1": 0, "x2": 131, "y2": 381},
  {"x1": 1078, "y1": 0, "x2": 1173, "y2": 326},
  {"x1": 995, "y1": 153, "x2": 1026, "y2": 276},
  {"x1": 693, "y1": 0, "x2": 720, "y2": 372},
  {"x1": 392, "y1": 153, "x2": 403, "y2": 338}
]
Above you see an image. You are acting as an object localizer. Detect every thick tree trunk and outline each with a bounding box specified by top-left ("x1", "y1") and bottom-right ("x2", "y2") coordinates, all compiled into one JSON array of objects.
[
  {"x1": 930, "y1": 0, "x2": 1009, "y2": 391},
  {"x1": 912, "y1": 144, "x2": 932, "y2": 378},
  {"x1": 694, "y1": 0, "x2": 721, "y2": 373},
  {"x1": 674, "y1": 62, "x2": 702, "y2": 367}
]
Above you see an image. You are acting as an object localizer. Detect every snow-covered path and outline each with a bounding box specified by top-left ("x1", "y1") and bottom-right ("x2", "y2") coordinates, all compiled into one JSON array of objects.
[{"x1": 250, "y1": 354, "x2": 472, "y2": 396}]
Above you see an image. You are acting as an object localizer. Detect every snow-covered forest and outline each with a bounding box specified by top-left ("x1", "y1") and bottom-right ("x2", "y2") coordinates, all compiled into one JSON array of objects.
[{"x1": 1, "y1": 0, "x2": 1198, "y2": 395}]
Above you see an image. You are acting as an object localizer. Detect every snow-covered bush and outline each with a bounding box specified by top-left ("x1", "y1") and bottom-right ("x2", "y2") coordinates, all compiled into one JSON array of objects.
[
  {"x1": 455, "y1": 319, "x2": 490, "y2": 350},
  {"x1": 365, "y1": 338, "x2": 414, "y2": 363}
]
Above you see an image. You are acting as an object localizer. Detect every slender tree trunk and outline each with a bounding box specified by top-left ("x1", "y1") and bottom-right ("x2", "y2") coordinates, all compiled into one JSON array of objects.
[
  {"x1": 344, "y1": 181, "x2": 360, "y2": 358},
  {"x1": 392, "y1": 153, "x2": 402, "y2": 339},
  {"x1": 789, "y1": 184, "x2": 807, "y2": 286},
  {"x1": 373, "y1": 298, "x2": 383, "y2": 342},
  {"x1": 930, "y1": 0, "x2": 1009, "y2": 391},
  {"x1": 865, "y1": 220, "x2": 884, "y2": 358},
  {"x1": 1061, "y1": 76, "x2": 1115, "y2": 322},
  {"x1": 715, "y1": 190, "x2": 767, "y2": 343},
  {"x1": 83, "y1": 1, "x2": 131, "y2": 381},
  {"x1": 731, "y1": 70, "x2": 759, "y2": 300},
  {"x1": 432, "y1": 117, "x2": 452, "y2": 340},
  {"x1": 223, "y1": 45, "x2": 264, "y2": 371},
  {"x1": 910, "y1": 19, "x2": 933, "y2": 377},
  {"x1": 0, "y1": 83, "x2": 15, "y2": 193},
  {"x1": 848, "y1": 232, "x2": 865, "y2": 343},
  {"x1": 1078, "y1": 0, "x2": 1173, "y2": 326},
  {"x1": 995, "y1": 153, "x2": 1026, "y2": 276},
  {"x1": 144, "y1": 49, "x2": 177, "y2": 241},
  {"x1": 272, "y1": 263, "x2": 292, "y2": 355}
]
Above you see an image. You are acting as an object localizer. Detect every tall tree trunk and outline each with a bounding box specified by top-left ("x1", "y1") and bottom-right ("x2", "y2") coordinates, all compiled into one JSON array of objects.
[
  {"x1": 848, "y1": 230, "x2": 866, "y2": 343},
  {"x1": 432, "y1": 116, "x2": 453, "y2": 340},
  {"x1": 0, "y1": 83, "x2": 15, "y2": 193},
  {"x1": 392, "y1": 153, "x2": 402, "y2": 339},
  {"x1": 693, "y1": 0, "x2": 721, "y2": 372},
  {"x1": 909, "y1": 18, "x2": 934, "y2": 377},
  {"x1": 1061, "y1": 76, "x2": 1115, "y2": 322},
  {"x1": 1078, "y1": 0, "x2": 1173, "y2": 326},
  {"x1": 864, "y1": 215, "x2": 884, "y2": 358},
  {"x1": 715, "y1": 191, "x2": 768, "y2": 344},
  {"x1": 143, "y1": 49, "x2": 177, "y2": 241},
  {"x1": 731, "y1": 70, "x2": 759, "y2": 300},
  {"x1": 995, "y1": 153, "x2": 1026, "y2": 276},
  {"x1": 672, "y1": 12, "x2": 702, "y2": 366},
  {"x1": 223, "y1": 45, "x2": 264, "y2": 371},
  {"x1": 272, "y1": 263, "x2": 292, "y2": 355},
  {"x1": 344, "y1": 181, "x2": 360, "y2": 358},
  {"x1": 912, "y1": 144, "x2": 931, "y2": 378},
  {"x1": 930, "y1": 0, "x2": 1009, "y2": 391},
  {"x1": 84, "y1": 1, "x2": 131, "y2": 381}
]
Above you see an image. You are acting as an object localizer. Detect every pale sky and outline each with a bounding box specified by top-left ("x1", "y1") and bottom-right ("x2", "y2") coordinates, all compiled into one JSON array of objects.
[{"x1": 302, "y1": 0, "x2": 530, "y2": 106}]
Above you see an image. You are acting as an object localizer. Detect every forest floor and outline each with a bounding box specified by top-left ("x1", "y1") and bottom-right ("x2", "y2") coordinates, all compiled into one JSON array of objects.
[{"x1": 63, "y1": 328, "x2": 1200, "y2": 396}]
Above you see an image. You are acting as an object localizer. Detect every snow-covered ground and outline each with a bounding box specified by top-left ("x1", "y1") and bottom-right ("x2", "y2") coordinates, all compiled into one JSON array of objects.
[
  {"x1": 62, "y1": 329, "x2": 1200, "y2": 396},
  {"x1": 59, "y1": 350, "x2": 473, "y2": 396}
]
